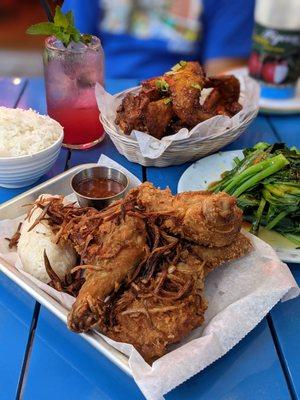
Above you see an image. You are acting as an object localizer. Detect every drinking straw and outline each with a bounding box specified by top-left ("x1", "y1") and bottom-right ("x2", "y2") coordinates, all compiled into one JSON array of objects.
[{"x1": 39, "y1": 0, "x2": 54, "y2": 22}]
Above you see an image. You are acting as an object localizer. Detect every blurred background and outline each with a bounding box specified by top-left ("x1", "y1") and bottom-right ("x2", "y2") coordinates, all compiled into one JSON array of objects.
[
  {"x1": 0, "y1": 0, "x2": 255, "y2": 79},
  {"x1": 0, "y1": 0, "x2": 62, "y2": 76}
]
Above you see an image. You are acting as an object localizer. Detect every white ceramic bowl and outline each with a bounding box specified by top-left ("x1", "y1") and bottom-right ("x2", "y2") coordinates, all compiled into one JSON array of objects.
[{"x1": 0, "y1": 132, "x2": 63, "y2": 188}]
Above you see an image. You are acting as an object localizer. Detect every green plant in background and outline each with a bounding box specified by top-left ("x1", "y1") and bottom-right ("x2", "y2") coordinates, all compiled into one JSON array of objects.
[{"x1": 210, "y1": 142, "x2": 300, "y2": 245}]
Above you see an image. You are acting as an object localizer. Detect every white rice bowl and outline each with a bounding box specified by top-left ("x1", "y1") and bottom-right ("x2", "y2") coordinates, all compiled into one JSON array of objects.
[
  {"x1": 17, "y1": 195, "x2": 77, "y2": 283},
  {"x1": 0, "y1": 107, "x2": 63, "y2": 188},
  {"x1": 0, "y1": 107, "x2": 63, "y2": 157}
]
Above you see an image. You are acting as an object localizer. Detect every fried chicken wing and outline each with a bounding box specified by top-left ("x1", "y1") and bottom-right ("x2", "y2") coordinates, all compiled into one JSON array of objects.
[
  {"x1": 204, "y1": 75, "x2": 242, "y2": 116},
  {"x1": 115, "y1": 81, "x2": 172, "y2": 138},
  {"x1": 145, "y1": 99, "x2": 174, "y2": 139},
  {"x1": 164, "y1": 62, "x2": 213, "y2": 126},
  {"x1": 115, "y1": 92, "x2": 149, "y2": 135},
  {"x1": 115, "y1": 61, "x2": 242, "y2": 138},
  {"x1": 141, "y1": 77, "x2": 162, "y2": 101},
  {"x1": 134, "y1": 182, "x2": 243, "y2": 247},
  {"x1": 107, "y1": 250, "x2": 207, "y2": 363}
]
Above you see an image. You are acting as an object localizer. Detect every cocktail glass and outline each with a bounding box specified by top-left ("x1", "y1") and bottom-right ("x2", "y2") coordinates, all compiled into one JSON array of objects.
[{"x1": 43, "y1": 36, "x2": 104, "y2": 149}]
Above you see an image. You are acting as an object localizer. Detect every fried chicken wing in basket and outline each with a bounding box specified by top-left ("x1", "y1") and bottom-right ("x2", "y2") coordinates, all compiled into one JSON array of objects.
[
  {"x1": 26, "y1": 183, "x2": 252, "y2": 363},
  {"x1": 96, "y1": 61, "x2": 259, "y2": 166},
  {"x1": 115, "y1": 61, "x2": 242, "y2": 137}
]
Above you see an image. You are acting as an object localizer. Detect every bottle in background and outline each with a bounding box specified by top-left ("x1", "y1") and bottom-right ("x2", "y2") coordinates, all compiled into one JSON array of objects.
[{"x1": 248, "y1": 0, "x2": 300, "y2": 99}]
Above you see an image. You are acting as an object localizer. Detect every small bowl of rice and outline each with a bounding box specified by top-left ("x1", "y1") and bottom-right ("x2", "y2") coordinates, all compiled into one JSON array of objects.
[{"x1": 0, "y1": 107, "x2": 63, "y2": 188}]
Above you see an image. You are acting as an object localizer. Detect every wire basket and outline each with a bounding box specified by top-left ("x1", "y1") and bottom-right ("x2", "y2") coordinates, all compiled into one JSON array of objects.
[{"x1": 99, "y1": 78, "x2": 259, "y2": 167}]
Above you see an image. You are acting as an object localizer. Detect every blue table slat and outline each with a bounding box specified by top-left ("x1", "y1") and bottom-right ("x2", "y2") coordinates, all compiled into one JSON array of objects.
[
  {"x1": 0, "y1": 274, "x2": 35, "y2": 400},
  {"x1": 17, "y1": 77, "x2": 47, "y2": 114},
  {"x1": 23, "y1": 308, "x2": 144, "y2": 400},
  {"x1": 270, "y1": 265, "x2": 300, "y2": 399},
  {"x1": 267, "y1": 115, "x2": 300, "y2": 148},
  {"x1": 105, "y1": 78, "x2": 140, "y2": 94},
  {"x1": 264, "y1": 115, "x2": 300, "y2": 399},
  {"x1": 68, "y1": 135, "x2": 143, "y2": 181},
  {"x1": 0, "y1": 77, "x2": 27, "y2": 108},
  {"x1": 0, "y1": 77, "x2": 68, "y2": 399},
  {"x1": 224, "y1": 115, "x2": 280, "y2": 150},
  {"x1": 0, "y1": 76, "x2": 42, "y2": 399},
  {"x1": 167, "y1": 320, "x2": 291, "y2": 400}
]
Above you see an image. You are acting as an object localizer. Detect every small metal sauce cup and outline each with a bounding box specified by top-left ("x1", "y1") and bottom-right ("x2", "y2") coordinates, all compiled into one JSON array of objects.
[{"x1": 71, "y1": 166, "x2": 129, "y2": 210}]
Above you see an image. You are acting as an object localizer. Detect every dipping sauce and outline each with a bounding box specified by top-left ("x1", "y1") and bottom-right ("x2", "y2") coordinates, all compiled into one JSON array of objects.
[{"x1": 74, "y1": 178, "x2": 125, "y2": 198}]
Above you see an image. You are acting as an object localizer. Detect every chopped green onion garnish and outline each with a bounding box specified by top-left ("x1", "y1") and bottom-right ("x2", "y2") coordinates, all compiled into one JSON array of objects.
[
  {"x1": 163, "y1": 97, "x2": 172, "y2": 105},
  {"x1": 191, "y1": 83, "x2": 201, "y2": 90},
  {"x1": 171, "y1": 60, "x2": 187, "y2": 72},
  {"x1": 155, "y1": 79, "x2": 169, "y2": 92}
]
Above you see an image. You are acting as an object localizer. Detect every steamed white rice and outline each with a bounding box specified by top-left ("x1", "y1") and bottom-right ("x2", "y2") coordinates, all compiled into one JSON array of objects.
[
  {"x1": 17, "y1": 195, "x2": 77, "y2": 283},
  {"x1": 0, "y1": 107, "x2": 63, "y2": 157}
]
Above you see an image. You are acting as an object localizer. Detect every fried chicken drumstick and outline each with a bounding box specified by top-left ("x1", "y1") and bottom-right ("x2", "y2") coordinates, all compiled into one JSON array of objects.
[
  {"x1": 23, "y1": 183, "x2": 251, "y2": 363},
  {"x1": 115, "y1": 61, "x2": 242, "y2": 139},
  {"x1": 132, "y1": 182, "x2": 243, "y2": 247}
]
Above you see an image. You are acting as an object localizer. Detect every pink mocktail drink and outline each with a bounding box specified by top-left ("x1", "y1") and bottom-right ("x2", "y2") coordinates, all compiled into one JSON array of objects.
[{"x1": 44, "y1": 36, "x2": 104, "y2": 149}]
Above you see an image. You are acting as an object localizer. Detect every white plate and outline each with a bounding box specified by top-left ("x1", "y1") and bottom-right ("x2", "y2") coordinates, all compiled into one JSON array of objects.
[
  {"x1": 178, "y1": 150, "x2": 300, "y2": 263},
  {"x1": 228, "y1": 67, "x2": 300, "y2": 115}
]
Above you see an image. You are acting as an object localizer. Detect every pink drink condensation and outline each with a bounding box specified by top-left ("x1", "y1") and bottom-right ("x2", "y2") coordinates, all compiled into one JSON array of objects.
[{"x1": 44, "y1": 36, "x2": 104, "y2": 148}]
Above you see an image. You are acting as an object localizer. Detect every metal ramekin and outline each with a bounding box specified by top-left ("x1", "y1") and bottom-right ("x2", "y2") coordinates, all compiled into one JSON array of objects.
[{"x1": 71, "y1": 166, "x2": 129, "y2": 210}]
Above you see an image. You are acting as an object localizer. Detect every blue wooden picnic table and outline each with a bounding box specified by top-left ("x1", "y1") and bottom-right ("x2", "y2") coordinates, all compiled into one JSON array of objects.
[{"x1": 0, "y1": 76, "x2": 299, "y2": 400}]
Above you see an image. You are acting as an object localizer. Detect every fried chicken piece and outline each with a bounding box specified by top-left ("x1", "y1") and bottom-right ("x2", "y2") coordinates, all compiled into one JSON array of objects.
[
  {"x1": 191, "y1": 232, "x2": 252, "y2": 275},
  {"x1": 115, "y1": 92, "x2": 149, "y2": 134},
  {"x1": 164, "y1": 62, "x2": 213, "y2": 127},
  {"x1": 145, "y1": 99, "x2": 174, "y2": 139},
  {"x1": 207, "y1": 75, "x2": 240, "y2": 103},
  {"x1": 34, "y1": 185, "x2": 251, "y2": 363},
  {"x1": 141, "y1": 77, "x2": 162, "y2": 101},
  {"x1": 115, "y1": 62, "x2": 243, "y2": 137},
  {"x1": 107, "y1": 250, "x2": 207, "y2": 363},
  {"x1": 204, "y1": 75, "x2": 242, "y2": 116},
  {"x1": 104, "y1": 230, "x2": 251, "y2": 363},
  {"x1": 68, "y1": 215, "x2": 147, "y2": 332},
  {"x1": 115, "y1": 82, "x2": 173, "y2": 137},
  {"x1": 133, "y1": 182, "x2": 243, "y2": 247},
  {"x1": 26, "y1": 196, "x2": 148, "y2": 333}
]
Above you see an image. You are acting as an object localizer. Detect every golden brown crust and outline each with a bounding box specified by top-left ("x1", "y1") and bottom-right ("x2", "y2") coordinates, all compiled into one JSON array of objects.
[
  {"x1": 107, "y1": 252, "x2": 207, "y2": 363},
  {"x1": 115, "y1": 62, "x2": 242, "y2": 138},
  {"x1": 191, "y1": 233, "x2": 252, "y2": 275},
  {"x1": 33, "y1": 182, "x2": 252, "y2": 362},
  {"x1": 145, "y1": 99, "x2": 174, "y2": 139},
  {"x1": 68, "y1": 216, "x2": 147, "y2": 332},
  {"x1": 135, "y1": 182, "x2": 243, "y2": 247}
]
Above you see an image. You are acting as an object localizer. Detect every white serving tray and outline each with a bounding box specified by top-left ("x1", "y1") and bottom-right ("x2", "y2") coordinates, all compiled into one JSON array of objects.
[{"x1": 0, "y1": 164, "x2": 131, "y2": 376}]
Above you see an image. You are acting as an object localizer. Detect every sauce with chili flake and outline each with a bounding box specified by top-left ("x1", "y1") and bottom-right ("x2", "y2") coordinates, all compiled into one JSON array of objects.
[{"x1": 74, "y1": 178, "x2": 125, "y2": 198}]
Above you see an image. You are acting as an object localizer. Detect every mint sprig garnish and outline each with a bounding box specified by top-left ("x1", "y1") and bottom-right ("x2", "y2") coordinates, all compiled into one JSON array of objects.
[{"x1": 26, "y1": 6, "x2": 92, "y2": 47}]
